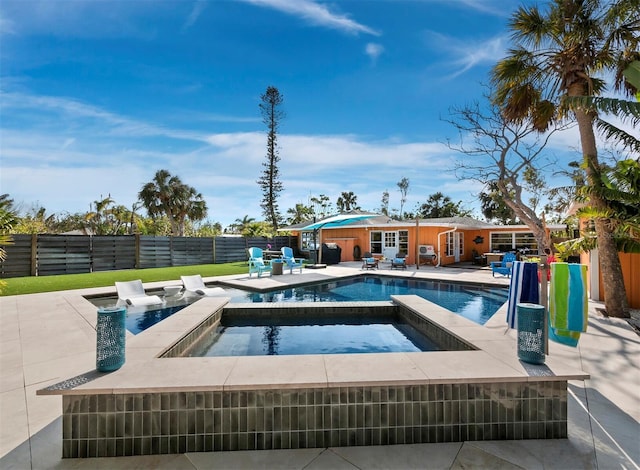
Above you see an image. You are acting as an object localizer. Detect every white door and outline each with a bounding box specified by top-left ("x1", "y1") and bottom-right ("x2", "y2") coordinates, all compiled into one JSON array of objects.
[
  {"x1": 454, "y1": 232, "x2": 462, "y2": 263},
  {"x1": 383, "y1": 232, "x2": 398, "y2": 259}
]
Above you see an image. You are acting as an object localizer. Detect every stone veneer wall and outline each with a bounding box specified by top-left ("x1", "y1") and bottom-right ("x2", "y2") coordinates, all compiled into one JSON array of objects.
[
  {"x1": 62, "y1": 381, "x2": 567, "y2": 458},
  {"x1": 397, "y1": 305, "x2": 476, "y2": 352},
  {"x1": 160, "y1": 307, "x2": 223, "y2": 358}
]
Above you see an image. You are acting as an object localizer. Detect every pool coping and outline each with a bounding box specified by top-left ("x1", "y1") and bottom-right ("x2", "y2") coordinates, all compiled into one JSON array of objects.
[{"x1": 38, "y1": 293, "x2": 589, "y2": 398}]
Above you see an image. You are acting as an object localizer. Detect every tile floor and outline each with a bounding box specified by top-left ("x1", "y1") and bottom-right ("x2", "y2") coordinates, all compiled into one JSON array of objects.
[{"x1": 1, "y1": 262, "x2": 638, "y2": 469}]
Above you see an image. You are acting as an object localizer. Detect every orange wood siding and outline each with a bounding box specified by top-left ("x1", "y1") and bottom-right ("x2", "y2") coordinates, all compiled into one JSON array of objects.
[
  {"x1": 621, "y1": 253, "x2": 640, "y2": 308},
  {"x1": 579, "y1": 251, "x2": 639, "y2": 309},
  {"x1": 309, "y1": 226, "x2": 503, "y2": 266},
  {"x1": 319, "y1": 227, "x2": 367, "y2": 262}
]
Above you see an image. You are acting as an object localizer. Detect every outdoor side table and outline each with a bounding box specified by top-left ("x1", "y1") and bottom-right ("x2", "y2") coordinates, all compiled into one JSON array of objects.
[
  {"x1": 516, "y1": 303, "x2": 545, "y2": 364},
  {"x1": 96, "y1": 306, "x2": 126, "y2": 372},
  {"x1": 271, "y1": 260, "x2": 283, "y2": 275}
]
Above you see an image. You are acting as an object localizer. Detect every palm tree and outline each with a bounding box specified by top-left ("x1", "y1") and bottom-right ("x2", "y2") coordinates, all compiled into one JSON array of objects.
[
  {"x1": 231, "y1": 215, "x2": 256, "y2": 234},
  {"x1": 558, "y1": 158, "x2": 640, "y2": 257},
  {"x1": 416, "y1": 192, "x2": 470, "y2": 218},
  {"x1": 567, "y1": 60, "x2": 640, "y2": 153},
  {"x1": 286, "y1": 204, "x2": 313, "y2": 225},
  {"x1": 0, "y1": 195, "x2": 19, "y2": 232},
  {"x1": 243, "y1": 222, "x2": 271, "y2": 238},
  {"x1": 0, "y1": 194, "x2": 18, "y2": 294},
  {"x1": 85, "y1": 195, "x2": 114, "y2": 235},
  {"x1": 336, "y1": 191, "x2": 359, "y2": 212},
  {"x1": 138, "y1": 170, "x2": 208, "y2": 236},
  {"x1": 491, "y1": 0, "x2": 638, "y2": 317}
]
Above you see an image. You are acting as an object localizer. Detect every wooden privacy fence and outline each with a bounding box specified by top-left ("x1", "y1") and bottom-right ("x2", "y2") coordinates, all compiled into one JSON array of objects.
[{"x1": 0, "y1": 234, "x2": 298, "y2": 278}]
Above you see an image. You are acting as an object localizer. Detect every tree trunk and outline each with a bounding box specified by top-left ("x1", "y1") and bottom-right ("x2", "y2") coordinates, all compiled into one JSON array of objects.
[
  {"x1": 495, "y1": 179, "x2": 552, "y2": 254},
  {"x1": 574, "y1": 109, "x2": 629, "y2": 317}
]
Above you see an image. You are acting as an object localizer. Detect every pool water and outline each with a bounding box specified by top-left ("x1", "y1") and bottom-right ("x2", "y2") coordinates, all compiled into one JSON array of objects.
[
  {"x1": 91, "y1": 275, "x2": 508, "y2": 334},
  {"x1": 227, "y1": 276, "x2": 508, "y2": 325},
  {"x1": 188, "y1": 314, "x2": 441, "y2": 357},
  {"x1": 123, "y1": 304, "x2": 186, "y2": 335}
]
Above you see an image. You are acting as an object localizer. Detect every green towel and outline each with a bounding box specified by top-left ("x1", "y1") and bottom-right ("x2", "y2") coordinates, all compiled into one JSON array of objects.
[{"x1": 549, "y1": 263, "x2": 588, "y2": 346}]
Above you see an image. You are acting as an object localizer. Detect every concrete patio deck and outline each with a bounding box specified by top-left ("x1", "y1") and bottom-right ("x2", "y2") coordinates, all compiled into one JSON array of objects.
[{"x1": 1, "y1": 262, "x2": 638, "y2": 469}]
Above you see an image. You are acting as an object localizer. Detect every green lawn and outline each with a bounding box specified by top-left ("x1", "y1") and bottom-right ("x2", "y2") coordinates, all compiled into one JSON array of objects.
[{"x1": 0, "y1": 263, "x2": 249, "y2": 296}]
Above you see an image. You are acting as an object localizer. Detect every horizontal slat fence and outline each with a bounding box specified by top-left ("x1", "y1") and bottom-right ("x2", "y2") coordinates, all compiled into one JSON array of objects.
[
  {"x1": 0, "y1": 234, "x2": 33, "y2": 278},
  {"x1": 214, "y1": 237, "x2": 248, "y2": 264},
  {"x1": 171, "y1": 237, "x2": 214, "y2": 267},
  {"x1": 0, "y1": 235, "x2": 298, "y2": 278},
  {"x1": 138, "y1": 236, "x2": 172, "y2": 269},
  {"x1": 92, "y1": 236, "x2": 136, "y2": 272},
  {"x1": 37, "y1": 235, "x2": 91, "y2": 276}
]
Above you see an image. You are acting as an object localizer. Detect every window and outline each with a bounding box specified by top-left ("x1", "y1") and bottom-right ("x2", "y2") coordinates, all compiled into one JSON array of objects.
[
  {"x1": 370, "y1": 231, "x2": 382, "y2": 254},
  {"x1": 490, "y1": 232, "x2": 538, "y2": 252},
  {"x1": 301, "y1": 232, "x2": 318, "y2": 251},
  {"x1": 490, "y1": 233, "x2": 513, "y2": 252},
  {"x1": 514, "y1": 232, "x2": 536, "y2": 251},
  {"x1": 399, "y1": 230, "x2": 409, "y2": 255}
]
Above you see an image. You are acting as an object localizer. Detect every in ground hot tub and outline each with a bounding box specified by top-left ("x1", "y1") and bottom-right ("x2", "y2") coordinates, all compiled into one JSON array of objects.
[{"x1": 40, "y1": 296, "x2": 588, "y2": 458}]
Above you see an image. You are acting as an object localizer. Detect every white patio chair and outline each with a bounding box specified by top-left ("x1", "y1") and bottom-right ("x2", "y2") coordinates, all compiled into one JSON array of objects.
[
  {"x1": 181, "y1": 275, "x2": 226, "y2": 296},
  {"x1": 115, "y1": 280, "x2": 163, "y2": 306}
]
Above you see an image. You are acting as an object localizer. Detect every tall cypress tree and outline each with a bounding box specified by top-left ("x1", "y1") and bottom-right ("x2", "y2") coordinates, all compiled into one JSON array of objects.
[{"x1": 258, "y1": 86, "x2": 285, "y2": 231}]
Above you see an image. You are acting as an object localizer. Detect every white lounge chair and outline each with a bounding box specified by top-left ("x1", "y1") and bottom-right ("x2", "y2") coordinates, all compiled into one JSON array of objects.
[
  {"x1": 181, "y1": 275, "x2": 226, "y2": 296},
  {"x1": 115, "y1": 280, "x2": 163, "y2": 306}
]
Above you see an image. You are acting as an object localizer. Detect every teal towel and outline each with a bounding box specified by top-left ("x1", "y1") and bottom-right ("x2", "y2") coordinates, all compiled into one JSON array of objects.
[{"x1": 549, "y1": 263, "x2": 588, "y2": 346}]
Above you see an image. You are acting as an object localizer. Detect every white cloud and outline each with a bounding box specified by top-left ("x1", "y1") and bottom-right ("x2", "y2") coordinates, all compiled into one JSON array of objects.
[
  {"x1": 0, "y1": 13, "x2": 16, "y2": 35},
  {"x1": 3, "y1": 89, "x2": 587, "y2": 227},
  {"x1": 453, "y1": 0, "x2": 511, "y2": 17},
  {"x1": 365, "y1": 43, "x2": 384, "y2": 63},
  {"x1": 1, "y1": 91, "x2": 208, "y2": 142},
  {"x1": 418, "y1": 0, "x2": 512, "y2": 17},
  {"x1": 238, "y1": 0, "x2": 380, "y2": 36},
  {"x1": 0, "y1": 0, "x2": 160, "y2": 38},
  {"x1": 1, "y1": 90, "x2": 463, "y2": 226},
  {"x1": 423, "y1": 30, "x2": 507, "y2": 78},
  {"x1": 60, "y1": 138, "x2": 76, "y2": 150},
  {"x1": 182, "y1": 0, "x2": 207, "y2": 31}
]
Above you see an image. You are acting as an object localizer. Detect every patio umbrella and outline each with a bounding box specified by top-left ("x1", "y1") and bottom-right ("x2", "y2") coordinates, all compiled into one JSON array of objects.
[{"x1": 299, "y1": 212, "x2": 378, "y2": 265}]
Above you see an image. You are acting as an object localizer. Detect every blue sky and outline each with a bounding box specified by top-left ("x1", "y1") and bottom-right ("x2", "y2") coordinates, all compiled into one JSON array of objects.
[{"x1": 1, "y1": 0, "x2": 590, "y2": 228}]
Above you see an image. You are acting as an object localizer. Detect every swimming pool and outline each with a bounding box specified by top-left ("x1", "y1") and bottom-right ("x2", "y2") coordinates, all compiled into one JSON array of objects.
[
  {"x1": 249, "y1": 276, "x2": 508, "y2": 325},
  {"x1": 88, "y1": 275, "x2": 508, "y2": 334}
]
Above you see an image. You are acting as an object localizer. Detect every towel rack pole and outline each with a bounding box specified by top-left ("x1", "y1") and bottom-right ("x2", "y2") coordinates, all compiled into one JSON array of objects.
[{"x1": 540, "y1": 255, "x2": 549, "y2": 355}]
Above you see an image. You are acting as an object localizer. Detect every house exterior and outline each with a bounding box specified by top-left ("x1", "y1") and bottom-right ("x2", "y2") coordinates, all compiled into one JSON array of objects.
[{"x1": 282, "y1": 213, "x2": 564, "y2": 267}]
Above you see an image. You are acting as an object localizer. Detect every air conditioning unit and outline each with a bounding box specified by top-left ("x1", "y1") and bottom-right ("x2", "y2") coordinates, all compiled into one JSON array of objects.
[{"x1": 419, "y1": 245, "x2": 435, "y2": 256}]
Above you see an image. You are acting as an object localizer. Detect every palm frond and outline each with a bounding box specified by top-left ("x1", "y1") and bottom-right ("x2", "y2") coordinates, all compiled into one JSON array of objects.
[
  {"x1": 511, "y1": 5, "x2": 549, "y2": 47},
  {"x1": 617, "y1": 237, "x2": 640, "y2": 253},
  {"x1": 555, "y1": 235, "x2": 598, "y2": 257},
  {"x1": 595, "y1": 119, "x2": 640, "y2": 153},
  {"x1": 623, "y1": 60, "x2": 640, "y2": 88},
  {"x1": 564, "y1": 95, "x2": 640, "y2": 118}
]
